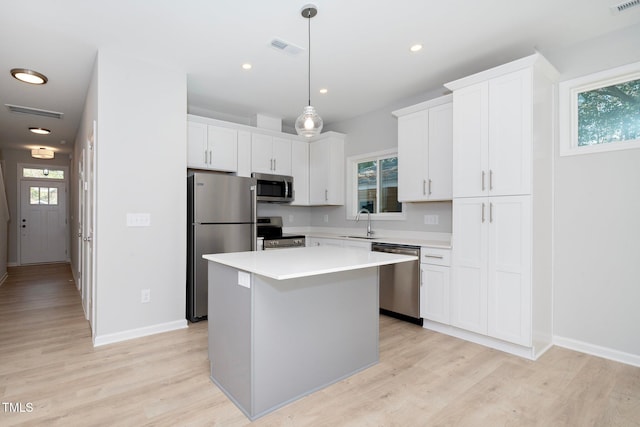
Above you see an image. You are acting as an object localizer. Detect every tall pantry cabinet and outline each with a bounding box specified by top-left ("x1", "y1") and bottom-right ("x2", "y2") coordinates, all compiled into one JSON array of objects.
[{"x1": 443, "y1": 53, "x2": 557, "y2": 359}]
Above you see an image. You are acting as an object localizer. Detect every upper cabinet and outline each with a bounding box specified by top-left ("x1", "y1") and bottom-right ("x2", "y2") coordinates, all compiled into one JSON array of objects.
[
  {"x1": 251, "y1": 134, "x2": 292, "y2": 176},
  {"x1": 290, "y1": 139, "x2": 309, "y2": 205},
  {"x1": 393, "y1": 95, "x2": 453, "y2": 202},
  {"x1": 187, "y1": 121, "x2": 238, "y2": 172},
  {"x1": 446, "y1": 54, "x2": 558, "y2": 198},
  {"x1": 309, "y1": 133, "x2": 345, "y2": 205}
]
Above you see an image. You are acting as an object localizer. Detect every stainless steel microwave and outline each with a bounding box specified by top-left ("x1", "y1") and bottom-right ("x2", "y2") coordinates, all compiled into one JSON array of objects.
[{"x1": 252, "y1": 172, "x2": 294, "y2": 203}]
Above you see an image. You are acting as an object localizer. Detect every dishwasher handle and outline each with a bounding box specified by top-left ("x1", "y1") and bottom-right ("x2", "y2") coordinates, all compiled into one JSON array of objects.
[{"x1": 371, "y1": 243, "x2": 420, "y2": 257}]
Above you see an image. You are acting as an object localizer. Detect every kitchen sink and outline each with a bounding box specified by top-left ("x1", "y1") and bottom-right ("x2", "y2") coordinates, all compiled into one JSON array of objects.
[{"x1": 339, "y1": 235, "x2": 377, "y2": 240}]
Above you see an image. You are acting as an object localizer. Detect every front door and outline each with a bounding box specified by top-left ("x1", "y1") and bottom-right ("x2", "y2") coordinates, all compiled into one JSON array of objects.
[{"x1": 19, "y1": 178, "x2": 67, "y2": 264}]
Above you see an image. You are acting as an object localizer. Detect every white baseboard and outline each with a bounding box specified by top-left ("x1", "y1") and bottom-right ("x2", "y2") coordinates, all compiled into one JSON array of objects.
[
  {"x1": 93, "y1": 319, "x2": 189, "y2": 347},
  {"x1": 7, "y1": 262, "x2": 18, "y2": 267},
  {"x1": 553, "y1": 335, "x2": 640, "y2": 368}
]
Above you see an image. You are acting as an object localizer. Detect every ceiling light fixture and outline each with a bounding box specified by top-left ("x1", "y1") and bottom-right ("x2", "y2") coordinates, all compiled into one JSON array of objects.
[
  {"x1": 29, "y1": 127, "x2": 51, "y2": 135},
  {"x1": 319, "y1": 88, "x2": 328, "y2": 94},
  {"x1": 11, "y1": 68, "x2": 48, "y2": 85},
  {"x1": 242, "y1": 63, "x2": 252, "y2": 70},
  {"x1": 410, "y1": 44, "x2": 423, "y2": 52},
  {"x1": 31, "y1": 148, "x2": 54, "y2": 159},
  {"x1": 295, "y1": 4, "x2": 323, "y2": 138}
]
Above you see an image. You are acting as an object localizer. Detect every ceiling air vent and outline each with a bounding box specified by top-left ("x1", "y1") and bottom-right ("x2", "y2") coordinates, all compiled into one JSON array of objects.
[
  {"x1": 5, "y1": 104, "x2": 64, "y2": 119},
  {"x1": 610, "y1": 0, "x2": 640, "y2": 13},
  {"x1": 269, "y1": 38, "x2": 304, "y2": 55}
]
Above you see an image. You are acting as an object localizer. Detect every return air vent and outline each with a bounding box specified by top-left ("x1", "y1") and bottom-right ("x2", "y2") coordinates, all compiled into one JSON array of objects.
[
  {"x1": 610, "y1": 0, "x2": 640, "y2": 13},
  {"x1": 269, "y1": 38, "x2": 304, "y2": 55},
  {"x1": 5, "y1": 104, "x2": 64, "y2": 119}
]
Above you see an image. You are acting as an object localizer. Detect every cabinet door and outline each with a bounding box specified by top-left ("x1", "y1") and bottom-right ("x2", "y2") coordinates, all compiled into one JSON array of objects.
[
  {"x1": 309, "y1": 137, "x2": 344, "y2": 205},
  {"x1": 272, "y1": 136, "x2": 292, "y2": 175},
  {"x1": 452, "y1": 82, "x2": 489, "y2": 198},
  {"x1": 487, "y1": 196, "x2": 531, "y2": 346},
  {"x1": 397, "y1": 110, "x2": 428, "y2": 202},
  {"x1": 251, "y1": 133, "x2": 274, "y2": 174},
  {"x1": 290, "y1": 140, "x2": 309, "y2": 205},
  {"x1": 427, "y1": 102, "x2": 453, "y2": 200},
  {"x1": 451, "y1": 197, "x2": 488, "y2": 334},
  {"x1": 420, "y1": 263, "x2": 450, "y2": 324},
  {"x1": 306, "y1": 237, "x2": 343, "y2": 247},
  {"x1": 187, "y1": 121, "x2": 208, "y2": 169},
  {"x1": 488, "y1": 70, "x2": 532, "y2": 196},
  {"x1": 208, "y1": 126, "x2": 238, "y2": 172}
]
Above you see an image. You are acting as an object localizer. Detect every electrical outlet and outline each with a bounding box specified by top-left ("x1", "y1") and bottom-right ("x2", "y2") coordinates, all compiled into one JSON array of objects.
[
  {"x1": 127, "y1": 213, "x2": 151, "y2": 227},
  {"x1": 424, "y1": 214, "x2": 439, "y2": 225},
  {"x1": 141, "y1": 289, "x2": 151, "y2": 303}
]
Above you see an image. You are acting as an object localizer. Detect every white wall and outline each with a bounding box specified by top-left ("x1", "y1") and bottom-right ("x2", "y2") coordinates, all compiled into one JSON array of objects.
[
  {"x1": 548, "y1": 24, "x2": 640, "y2": 362},
  {"x1": 92, "y1": 49, "x2": 187, "y2": 341}
]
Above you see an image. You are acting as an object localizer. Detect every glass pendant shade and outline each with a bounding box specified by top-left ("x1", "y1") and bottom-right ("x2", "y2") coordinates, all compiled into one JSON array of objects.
[{"x1": 295, "y1": 105, "x2": 323, "y2": 138}]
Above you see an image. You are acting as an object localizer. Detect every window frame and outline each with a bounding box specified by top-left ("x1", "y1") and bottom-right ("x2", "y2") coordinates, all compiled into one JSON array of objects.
[
  {"x1": 346, "y1": 149, "x2": 405, "y2": 221},
  {"x1": 559, "y1": 60, "x2": 640, "y2": 156}
]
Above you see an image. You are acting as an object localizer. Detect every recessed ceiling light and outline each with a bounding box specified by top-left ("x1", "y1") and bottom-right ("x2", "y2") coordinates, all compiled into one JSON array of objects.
[
  {"x1": 242, "y1": 63, "x2": 252, "y2": 70},
  {"x1": 29, "y1": 127, "x2": 51, "y2": 135},
  {"x1": 319, "y1": 88, "x2": 328, "y2": 94},
  {"x1": 410, "y1": 44, "x2": 423, "y2": 53},
  {"x1": 11, "y1": 68, "x2": 48, "y2": 85}
]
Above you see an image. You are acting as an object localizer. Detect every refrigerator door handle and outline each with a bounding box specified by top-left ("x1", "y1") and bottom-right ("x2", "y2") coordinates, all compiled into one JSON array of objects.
[{"x1": 251, "y1": 184, "x2": 257, "y2": 250}]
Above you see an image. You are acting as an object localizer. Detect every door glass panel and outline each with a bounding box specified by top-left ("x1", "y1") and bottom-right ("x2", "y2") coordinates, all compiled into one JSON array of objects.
[
  {"x1": 29, "y1": 186, "x2": 59, "y2": 205},
  {"x1": 23, "y1": 168, "x2": 65, "y2": 179}
]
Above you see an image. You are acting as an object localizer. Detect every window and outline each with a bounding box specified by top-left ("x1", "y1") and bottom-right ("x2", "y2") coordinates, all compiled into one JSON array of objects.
[
  {"x1": 559, "y1": 61, "x2": 640, "y2": 156},
  {"x1": 23, "y1": 168, "x2": 64, "y2": 179},
  {"x1": 30, "y1": 187, "x2": 58, "y2": 205},
  {"x1": 348, "y1": 150, "x2": 403, "y2": 220}
]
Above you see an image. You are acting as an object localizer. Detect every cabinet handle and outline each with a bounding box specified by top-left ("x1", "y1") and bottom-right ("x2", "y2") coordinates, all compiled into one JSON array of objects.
[
  {"x1": 325, "y1": 189, "x2": 328, "y2": 201},
  {"x1": 424, "y1": 254, "x2": 444, "y2": 259},
  {"x1": 489, "y1": 202, "x2": 493, "y2": 223},
  {"x1": 204, "y1": 150, "x2": 208, "y2": 164},
  {"x1": 482, "y1": 203, "x2": 486, "y2": 223},
  {"x1": 482, "y1": 171, "x2": 486, "y2": 191},
  {"x1": 209, "y1": 150, "x2": 212, "y2": 165},
  {"x1": 423, "y1": 179, "x2": 426, "y2": 195},
  {"x1": 428, "y1": 179, "x2": 432, "y2": 195},
  {"x1": 489, "y1": 170, "x2": 493, "y2": 191}
]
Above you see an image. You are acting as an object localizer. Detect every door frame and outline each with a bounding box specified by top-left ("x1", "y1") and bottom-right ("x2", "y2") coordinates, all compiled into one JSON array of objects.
[{"x1": 16, "y1": 163, "x2": 70, "y2": 266}]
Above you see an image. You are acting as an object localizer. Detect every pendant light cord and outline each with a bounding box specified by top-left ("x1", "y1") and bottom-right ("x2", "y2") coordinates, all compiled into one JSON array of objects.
[{"x1": 307, "y1": 8, "x2": 311, "y2": 107}]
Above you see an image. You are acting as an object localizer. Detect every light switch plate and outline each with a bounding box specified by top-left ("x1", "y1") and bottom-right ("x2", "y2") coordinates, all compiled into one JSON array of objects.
[
  {"x1": 127, "y1": 213, "x2": 151, "y2": 227},
  {"x1": 424, "y1": 214, "x2": 439, "y2": 225}
]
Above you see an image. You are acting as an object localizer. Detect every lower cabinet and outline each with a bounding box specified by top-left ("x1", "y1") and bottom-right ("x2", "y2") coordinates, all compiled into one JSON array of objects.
[
  {"x1": 419, "y1": 247, "x2": 451, "y2": 324},
  {"x1": 306, "y1": 237, "x2": 371, "y2": 251},
  {"x1": 451, "y1": 196, "x2": 532, "y2": 347}
]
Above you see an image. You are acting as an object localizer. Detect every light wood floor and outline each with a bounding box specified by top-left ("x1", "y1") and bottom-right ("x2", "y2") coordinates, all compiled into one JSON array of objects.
[{"x1": 1, "y1": 264, "x2": 638, "y2": 426}]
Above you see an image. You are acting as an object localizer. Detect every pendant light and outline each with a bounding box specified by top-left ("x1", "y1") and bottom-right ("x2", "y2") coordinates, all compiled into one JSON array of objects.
[{"x1": 295, "y1": 4, "x2": 323, "y2": 138}]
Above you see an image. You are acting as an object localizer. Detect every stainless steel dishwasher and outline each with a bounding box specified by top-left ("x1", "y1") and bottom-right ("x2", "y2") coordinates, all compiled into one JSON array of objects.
[{"x1": 371, "y1": 243, "x2": 422, "y2": 325}]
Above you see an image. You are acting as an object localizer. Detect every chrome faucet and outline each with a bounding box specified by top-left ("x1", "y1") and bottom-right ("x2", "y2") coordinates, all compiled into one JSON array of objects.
[{"x1": 356, "y1": 208, "x2": 373, "y2": 237}]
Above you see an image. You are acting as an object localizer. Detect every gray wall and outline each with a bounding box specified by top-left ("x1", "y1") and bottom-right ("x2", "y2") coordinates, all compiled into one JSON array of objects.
[{"x1": 546, "y1": 24, "x2": 640, "y2": 358}]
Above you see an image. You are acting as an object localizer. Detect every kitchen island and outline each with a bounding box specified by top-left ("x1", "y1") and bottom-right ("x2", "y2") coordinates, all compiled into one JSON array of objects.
[{"x1": 203, "y1": 245, "x2": 417, "y2": 420}]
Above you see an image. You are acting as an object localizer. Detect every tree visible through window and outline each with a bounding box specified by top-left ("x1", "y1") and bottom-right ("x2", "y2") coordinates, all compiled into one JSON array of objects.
[
  {"x1": 356, "y1": 155, "x2": 401, "y2": 214},
  {"x1": 578, "y1": 77, "x2": 640, "y2": 146}
]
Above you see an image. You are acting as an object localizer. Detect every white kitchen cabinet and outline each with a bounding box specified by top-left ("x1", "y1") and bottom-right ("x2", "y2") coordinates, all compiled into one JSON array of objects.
[
  {"x1": 420, "y1": 247, "x2": 451, "y2": 324},
  {"x1": 309, "y1": 133, "x2": 345, "y2": 205},
  {"x1": 448, "y1": 63, "x2": 552, "y2": 198},
  {"x1": 251, "y1": 133, "x2": 292, "y2": 175},
  {"x1": 306, "y1": 236, "x2": 371, "y2": 251},
  {"x1": 444, "y1": 53, "x2": 556, "y2": 359},
  {"x1": 187, "y1": 121, "x2": 238, "y2": 172},
  {"x1": 290, "y1": 139, "x2": 309, "y2": 205},
  {"x1": 451, "y1": 196, "x2": 531, "y2": 346},
  {"x1": 393, "y1": 95, "x2": 452, "y2": 202}
]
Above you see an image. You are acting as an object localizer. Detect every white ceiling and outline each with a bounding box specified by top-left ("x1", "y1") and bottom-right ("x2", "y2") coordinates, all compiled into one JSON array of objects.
[{"x1": 1, "y1": 0, "x2": 640, "y2": 156}]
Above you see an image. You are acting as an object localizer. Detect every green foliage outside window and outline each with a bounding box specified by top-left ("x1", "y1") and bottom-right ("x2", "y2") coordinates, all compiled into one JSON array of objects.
[{"x1": 578, "y1": 78, "x2": 640, "y2": 146}]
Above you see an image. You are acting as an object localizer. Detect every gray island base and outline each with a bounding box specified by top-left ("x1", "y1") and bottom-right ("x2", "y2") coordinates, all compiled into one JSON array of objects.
[
  {"x1": 204, "y1": 246, "x2": 417, "y2": 420},
  {"x1": 208, "y1": 262, "x2": 379, "y2": 421}
]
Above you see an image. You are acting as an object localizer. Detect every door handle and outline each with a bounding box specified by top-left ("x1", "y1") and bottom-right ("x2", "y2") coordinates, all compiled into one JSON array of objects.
[{"x1": 21, "y1": 225, "x2": 26, "y2": 228}]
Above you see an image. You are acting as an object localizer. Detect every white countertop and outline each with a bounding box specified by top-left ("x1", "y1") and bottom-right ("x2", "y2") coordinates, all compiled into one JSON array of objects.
[{"x1": 203, "y1": 246, "x2": 418, "y2": 280}]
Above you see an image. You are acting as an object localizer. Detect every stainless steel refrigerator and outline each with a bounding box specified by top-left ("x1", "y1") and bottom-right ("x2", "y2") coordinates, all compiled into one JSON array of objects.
[{"x1": 187, "y1": 172, "x2": 256, "y2": 322}]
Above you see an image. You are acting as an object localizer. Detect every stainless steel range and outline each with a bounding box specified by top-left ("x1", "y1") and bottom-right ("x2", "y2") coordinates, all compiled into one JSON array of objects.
[{"x1": 257, "y1": 216, "x2": 306, "y2": 250}]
